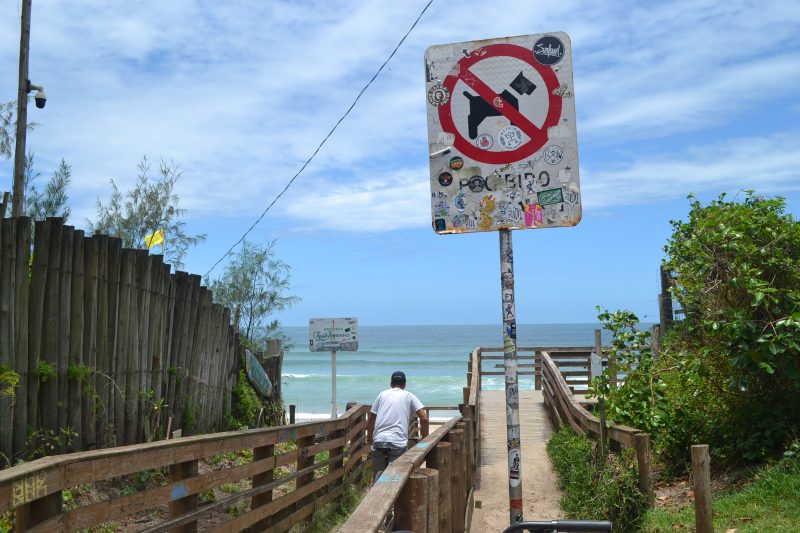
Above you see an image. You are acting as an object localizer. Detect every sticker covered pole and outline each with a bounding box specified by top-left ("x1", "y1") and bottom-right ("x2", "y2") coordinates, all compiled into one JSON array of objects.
[{"x1": 499, "y1": 228, "x2": 523, "y2": 524}]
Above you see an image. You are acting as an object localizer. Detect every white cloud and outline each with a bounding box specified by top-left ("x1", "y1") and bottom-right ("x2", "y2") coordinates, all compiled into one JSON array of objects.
[
  {"x1": 583, "y1": 132, "x2": 800, "y2": 207},
  {"x1": 2, "y1": 0, "x2": 799, "y2": 238}
]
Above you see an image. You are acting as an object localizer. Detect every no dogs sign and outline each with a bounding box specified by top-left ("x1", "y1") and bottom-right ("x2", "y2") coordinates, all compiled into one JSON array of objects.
[{"x1": 425, "y1": 32, "x2": 581, "y2": 234}]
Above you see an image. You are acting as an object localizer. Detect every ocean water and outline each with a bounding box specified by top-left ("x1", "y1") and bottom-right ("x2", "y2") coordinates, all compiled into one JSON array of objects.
[{"x1": 280, "y1": 323, "x2": 616, "y2": 419}]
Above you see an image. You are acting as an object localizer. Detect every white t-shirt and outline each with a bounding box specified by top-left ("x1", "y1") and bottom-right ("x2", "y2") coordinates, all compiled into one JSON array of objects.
[{"x1": 371, "y1": 387, "x2": 424, "y2": 446}]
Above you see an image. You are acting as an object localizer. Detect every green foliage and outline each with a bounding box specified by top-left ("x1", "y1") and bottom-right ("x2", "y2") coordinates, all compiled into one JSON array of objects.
[
  {"x1": 34, "y1": 360, "x2": 55, "y2": 383},
  {"x1": 24, "y1": 426, "x2": 78, "y2": 459},
  {"x1": 24, "y1": 153, "x2": 72, "y2": 221},
  {"x1": 228, "y1": 369, "x2": 262, "y2": 430},
  {"x1": 90, "y1": 156, "x2": 206, "y2": 269},
  {"x1": 660, "y1": 192, "x2": 800, "y2": 463},
  {"x1": 0, "y1": 512, "x2": 11, "y2": 533},
  {"x1": 589, "y1": 308, "x2": 667, "y2": 434},
  {"x1": 208, "y1": 239, "x2": 299, "y2": 351},
  {"x1": 547, "y1": 426, "x2": 647, "y2": 531},
  {"x1": 182, "y1": 399, "x2": 199, "y2": 434},
  {"x1": 0, "y1": 365, "x2": 20, "y2": 398}
]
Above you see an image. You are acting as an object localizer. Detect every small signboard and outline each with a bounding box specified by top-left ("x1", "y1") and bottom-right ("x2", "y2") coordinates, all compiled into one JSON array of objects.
[
  {"x1": 425, "y1": 32, "x2": 580, "y2": 234},
  {"x1": 309, "y1": 318, "x2": 358, "y2": 352},
  {"x1": 244, "y1": 349, "x2": 273, "y2": 398}
]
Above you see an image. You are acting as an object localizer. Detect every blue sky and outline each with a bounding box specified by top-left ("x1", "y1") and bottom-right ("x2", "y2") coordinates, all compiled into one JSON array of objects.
[{"x1": 1, "y1": 0, "x2": 799, "y2": 327}]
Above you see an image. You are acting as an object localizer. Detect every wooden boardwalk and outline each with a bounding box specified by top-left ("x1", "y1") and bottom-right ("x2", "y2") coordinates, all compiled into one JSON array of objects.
[{"x1": 470, "y1": 389, "x2": 563, "y2": 531}]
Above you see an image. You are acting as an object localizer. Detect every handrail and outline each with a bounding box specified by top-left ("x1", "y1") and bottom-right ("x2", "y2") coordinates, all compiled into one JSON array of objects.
[
  {"x1": 1, "y1": 404, "x2": 371, "y2": 531},
  {"x1": 339, "y1": 415, "x2": 464, "y2": 533},
  {"x1": 540, "y1": 351, "x2": 654, "y2": 507}
]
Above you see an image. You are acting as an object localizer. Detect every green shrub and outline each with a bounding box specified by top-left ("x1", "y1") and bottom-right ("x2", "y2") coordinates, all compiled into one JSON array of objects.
[
  {"x1": 229, "y1": 369, "x2": 262, "y2": 429},
  {"x1": 661, "y1": 192, "x2": 800, "y2": 464},
  {"x1": 547, "y1": 426, "x2": 647, "y2": 531}
]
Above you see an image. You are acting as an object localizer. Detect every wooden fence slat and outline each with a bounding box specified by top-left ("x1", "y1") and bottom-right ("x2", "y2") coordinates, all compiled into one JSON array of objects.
[
  {"x1": 12, "y1": 218, "x2": 31, "y2": 458},
  {"x1": 0, "y1": 218, "x2": 12, "y2": 463},
  {"x1": 27, "y1": 220, "x2": 49, "y2": 442},
  {"x1": 56, "y1": 225, "x2": 74, "y2": 452},
  {"x1": 41, "y1": 218, "x2": 64, "y2": 437},
  {"x1": 83, "y1": 236, "x2": 99, "y2": 449},
  {"x1": 67, "y1": 230, "x2": 84, "y2": 451}
]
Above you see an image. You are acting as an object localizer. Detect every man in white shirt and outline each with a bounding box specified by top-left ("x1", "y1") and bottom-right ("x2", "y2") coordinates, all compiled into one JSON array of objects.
[{"x1": 367, "y1": 371, "x2": 429, "y2": 480}]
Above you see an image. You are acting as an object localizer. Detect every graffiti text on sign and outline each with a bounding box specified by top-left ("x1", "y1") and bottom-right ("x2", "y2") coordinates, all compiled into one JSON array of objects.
[{"x1": 12, "y1": 473, "x2": 47, "y2": 507}]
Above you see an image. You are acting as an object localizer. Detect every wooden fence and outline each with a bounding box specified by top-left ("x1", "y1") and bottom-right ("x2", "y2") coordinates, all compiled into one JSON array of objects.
[
  {"x1": 540, "y1": 351, "x2": 655, "y2": 507},
  {"x1": 0, "y1": 216, "x2": 249, "y2": 466},
  {"x1": 0, "y1": 403, "x2": 370, "y2": 531}
]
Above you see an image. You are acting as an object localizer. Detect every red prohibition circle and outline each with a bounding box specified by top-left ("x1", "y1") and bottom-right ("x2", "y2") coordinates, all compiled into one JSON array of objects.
[{"x1": 438, "y1": 43, "x2": 563, "y2": 165}]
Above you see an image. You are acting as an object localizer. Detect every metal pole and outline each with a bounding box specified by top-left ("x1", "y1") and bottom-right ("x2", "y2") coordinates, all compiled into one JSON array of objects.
[
  {"x1": 12, "y1": 0, "x2": 32, "y2": 217},
  {"x1": 331, "y1": 349, "x2": 337, "y2": 418},
  {"x1": 499, "y1": 228, "x2": 523, "y2": 524}
]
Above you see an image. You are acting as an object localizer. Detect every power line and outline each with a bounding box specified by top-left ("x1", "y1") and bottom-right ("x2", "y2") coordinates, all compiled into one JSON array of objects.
[{"x1": 204, "y1": 0, "x2": 436, "y2": 278}]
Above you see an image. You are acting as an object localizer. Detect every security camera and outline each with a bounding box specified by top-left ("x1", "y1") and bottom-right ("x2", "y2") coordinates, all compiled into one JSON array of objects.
[
  {"x1": 27, "y1": 82, "x2": 46, "y2": 109},
  {"x1": 34, "y1": 90, "x2": 46, "y2": 109}
]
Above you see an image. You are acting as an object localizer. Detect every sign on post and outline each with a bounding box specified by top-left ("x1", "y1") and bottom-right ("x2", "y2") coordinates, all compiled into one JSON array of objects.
[
  {"x1": 425, "y1": 32, "x2": 580, "y2": 234},
  {"x1": 425, "y1": 32, "x2": 580, "y2": 525},
  {"x1": 309, "y1": 318, "x2": 358, "y2": 418},
  {"x1": 308, "y1": 318, "x2": 358, "y2": 352}
]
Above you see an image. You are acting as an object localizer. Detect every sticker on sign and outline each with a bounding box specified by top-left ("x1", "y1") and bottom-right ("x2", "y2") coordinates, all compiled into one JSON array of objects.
[{"x1": 425, "y1": 32, "x2": 581, "y2": 234}]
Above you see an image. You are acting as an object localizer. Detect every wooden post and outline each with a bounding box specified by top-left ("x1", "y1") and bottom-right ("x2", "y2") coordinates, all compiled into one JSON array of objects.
[
  {"x1": 598, "y1": 397, "x2": 607, "y2": 460},
  {"x1": 395, "y1": 470, "x2": 428, "y2": 532},
  {"x1": 447, "y1": 428, "x2": 466, "y2": 533},
  {"x1": 427, "y1": 441, "x2": 452, "y2": 533},
  {"x1": 692, "y1": 444, "x2": 713, "y2": 533},
  {"x1": 534, "y1": 350, "x2": 542, "y2": 390},
  {"x1": 289, "y1": 404, "x2": 296, "y2": 425},
  {"x1": 169, "y1": 459, "x2": 199, "y2": 532},
  {"x1": 295, "y1": 434, "x2": 316, "y2": 512},
  {"x1": 659, "y1": 264, "x2": 674, "y2": 332},
  {"x1": 250, "y1": 442, "x2": 275, "y2": 531},
  {"x1": 419, "y1": 467, "x2": 440, "y2": 533},
  {"x1": 0, "y1": 191, "x2": 8, "y2": 217},
  {"x1": 635, "y1": 433, "x2": 655, "y2": 508}
]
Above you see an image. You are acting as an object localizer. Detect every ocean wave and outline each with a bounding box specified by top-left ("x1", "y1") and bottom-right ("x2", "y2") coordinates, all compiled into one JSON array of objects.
[{"x1": 284, "y1": 373, "x2": 315, "y2": 378}]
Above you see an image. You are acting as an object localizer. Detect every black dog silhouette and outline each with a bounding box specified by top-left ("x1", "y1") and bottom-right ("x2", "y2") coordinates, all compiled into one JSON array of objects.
[{"x1": 463, "y1": 71, "x2": 536, "y2": 140}]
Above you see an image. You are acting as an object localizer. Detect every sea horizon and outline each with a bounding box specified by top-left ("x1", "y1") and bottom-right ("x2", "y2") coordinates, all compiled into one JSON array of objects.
[{"x1": 278, "y1": 322, "x2": 654, "y2": 418}]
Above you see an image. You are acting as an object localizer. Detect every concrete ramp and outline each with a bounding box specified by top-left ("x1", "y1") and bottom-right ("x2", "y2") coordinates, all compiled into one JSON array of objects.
[{"x1": 470, "y1": 390, "x2": 563, "y2": 531}]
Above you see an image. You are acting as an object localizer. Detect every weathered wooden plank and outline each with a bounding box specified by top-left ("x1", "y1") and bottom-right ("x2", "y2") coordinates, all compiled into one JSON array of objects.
[
  {"x1": 27, "y1": 220, "x2": 50, "y2": 438},
  {"x1": 83, "y1": 236, "x2": 99, "y2": 449},
  {"x1": 0, "y1": 218, "x2": 13, "y2": 463},
  {"x1": 40, "y1": 218, "x2": 64, "y2": 437},
  {"x1": 67, "y1": 230, "x2": 84, "y2": 451},
  {"x1": 56, "y1": 224, "x2": 74, "y2": 452},
  {"x1": 12, "y1": 217, "x2": 31, "y2": 457},
  {"x1": 119, "y1": 249, "x2": 135, "y2": 445}
]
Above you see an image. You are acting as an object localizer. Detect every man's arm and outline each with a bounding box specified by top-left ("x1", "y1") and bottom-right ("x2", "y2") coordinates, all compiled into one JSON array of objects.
[
  {"x1": 367, "y1": 412, "x2": 376, "y2": 444},
  {"x1": 416, "y1": 408, "x2": 429, "y2": 438}
]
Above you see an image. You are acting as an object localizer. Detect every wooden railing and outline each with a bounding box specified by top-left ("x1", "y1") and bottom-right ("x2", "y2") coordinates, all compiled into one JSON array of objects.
[
  {"x1": 476, "y1": 346, "x2": 601, "y2": 392},
  {"x1": 0, "y1": 404, "x2": 370, "y2": 532},
  {"x1": 540, "y1": 351, "x2": 655, "y2": 507},
  {"x1": 341, "y1": 349, "x2": 481, "y2": 533}
]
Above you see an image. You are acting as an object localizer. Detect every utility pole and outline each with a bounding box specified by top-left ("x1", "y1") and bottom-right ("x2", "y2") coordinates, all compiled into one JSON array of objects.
[{"x1": 12, "y1": 0, "x2": 32, "y2": 217}]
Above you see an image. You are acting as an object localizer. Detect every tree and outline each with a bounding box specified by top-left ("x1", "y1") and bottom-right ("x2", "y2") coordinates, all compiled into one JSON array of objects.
[
  {"x1": 89, "y1": 156, "x2": 206, "y2": 269},
  {"x1": 208, "y1": 240, "x2": 299, "y2": 351},
  {"x1": 24, "y1": 153, "x2": 71, "y2": 221}
]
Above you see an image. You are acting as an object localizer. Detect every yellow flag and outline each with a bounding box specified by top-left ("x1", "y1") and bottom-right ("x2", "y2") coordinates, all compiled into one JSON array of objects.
[{"x1": 144, "y1": 229, "x2": 165, "y2": 249}]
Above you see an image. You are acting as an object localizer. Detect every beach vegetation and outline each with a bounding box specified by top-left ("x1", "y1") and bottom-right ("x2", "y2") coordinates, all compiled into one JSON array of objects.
[
  {"x1": 207, "y1": 239, "x2": 299, "y2": 352},
  {"x1": 547, "y1": 426, "x2": 647, "y2": 532},
  {"x1": 658, "y1": 192, "x2": 800, "y2": 466},
  {"x1": 89, "y1": 156, "x2": 206, "y2": 269}
]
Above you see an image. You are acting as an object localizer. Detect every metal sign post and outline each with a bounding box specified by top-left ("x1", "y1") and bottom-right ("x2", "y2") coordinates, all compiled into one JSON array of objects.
[
  {"x1": 425, "y1": 32, "x2": 580, "y2": 525},
  {"x1": 331, "y1": 348, "x2": 337, "y2": 418},
  {"x1": 500, "y1": 228, "x2": 523, "y2": 522}
]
